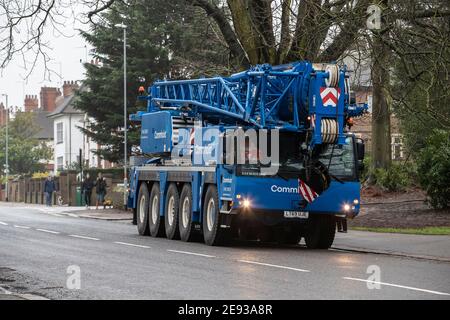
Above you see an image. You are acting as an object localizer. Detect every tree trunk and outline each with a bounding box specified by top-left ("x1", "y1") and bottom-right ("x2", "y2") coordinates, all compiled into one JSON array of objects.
[{"x1": 371, "y1": 1, "x2": 391, "y2": 170}]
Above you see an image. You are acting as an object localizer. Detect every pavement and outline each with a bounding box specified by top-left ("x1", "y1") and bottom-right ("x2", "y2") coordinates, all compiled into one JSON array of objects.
[
  {"x1": 333, "y1": 231, "x2": 450, "y2": 262},
  {"x1": 0, "y1": 203, "x2": 449, "y2": 300}
]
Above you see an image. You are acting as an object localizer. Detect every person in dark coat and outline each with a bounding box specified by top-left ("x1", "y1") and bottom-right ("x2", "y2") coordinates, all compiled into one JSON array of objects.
[
  {"x1": 44, "y1": 176, "x2": 56, "y2": 206},
  {"x1": 82, "y1": 173, "x2": 94, "y2": 208},
  {"x1": 95, "y1": 173, "x2": 107, "y2": 209},
  {"x1": 336, "y1": 216, "x2": 348, "y2": 233}
]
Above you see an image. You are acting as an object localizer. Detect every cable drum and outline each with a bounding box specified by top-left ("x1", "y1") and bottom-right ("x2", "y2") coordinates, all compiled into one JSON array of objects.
[
  {"x1": 321, "y1": 118, "x2": 338, "y2": 144},
  {"x1": 325, "y1": 64, "x2": 340, "y2": 87}
]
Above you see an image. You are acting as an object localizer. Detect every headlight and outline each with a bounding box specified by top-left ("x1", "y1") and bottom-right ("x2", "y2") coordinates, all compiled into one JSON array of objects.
[
  {"x1": 343, "y1": 204, "x2": 351, "y2": 212},
  {"x1": 243, "y1": 199, "x2": 251, "y2": 208}
]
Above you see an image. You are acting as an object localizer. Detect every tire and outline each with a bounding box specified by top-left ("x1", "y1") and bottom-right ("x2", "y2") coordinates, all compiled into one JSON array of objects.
[
  {"x1": 202, "y1": 185, "x2": 229, "y2": 246},
  {"x1": 304, "y1": 214, "x2": 336, "y2": 249},
  {"x1": 149, "y1": 183, "x2": 165, "y2": 237},
  {"x1": 136, "y1": 183, "x2": 150, "y2": 236},
  {"x1": 179, "y1": 184, "x2": 196, "y2": 242},
  {"x1": 165, "y1": 183, "x2": 180, "y2": 240}
]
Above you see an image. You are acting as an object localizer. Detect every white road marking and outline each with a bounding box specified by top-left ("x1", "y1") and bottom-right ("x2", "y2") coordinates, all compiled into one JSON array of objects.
[
  {"x1": 0, "y1": 221, "x2": 8, "y2": 226},
  {"x1": 47, "y1": 213, "x2": 63, "y2": 217},
  {"x1": 36, "y1": 228, "x2": 60, "y2": 235},
  {"x1": 167, "y1": 249, "x2": 216, "y2": 258},
  {"x1": 0, "y1": 285, "x2": 49, "y2": 300},
  {"x1": 238, "y1": 260, "x2": 310, "y2": 273},
  {"x1": 14, "y1": 225, "x2": 31, "y2": 229},
  {"x1": 343, "y1": 277, "x2": 450, "y2": 296},
  {"x1": 114, "y1": 242, "x2": 151, "y2": 249},
  {"x1": 67, "y1": 213, "x2": 79, "y2": 218},
  {"x1": 69, "y1": 235, "x2": 100, "y2": 241},
  {"x1": 0, "y1": 286, "x2": 11, "y2": 294}
]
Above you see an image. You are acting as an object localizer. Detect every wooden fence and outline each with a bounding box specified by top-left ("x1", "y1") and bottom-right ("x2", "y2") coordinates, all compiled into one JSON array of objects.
[{"x1": 1, "y1": 173, "x2": 124, "y2": 208}]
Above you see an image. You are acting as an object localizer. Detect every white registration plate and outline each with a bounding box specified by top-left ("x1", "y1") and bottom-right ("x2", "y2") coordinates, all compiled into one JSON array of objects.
[{"x1": 284, "y1": 211, "x2": 309, "y2": 219}]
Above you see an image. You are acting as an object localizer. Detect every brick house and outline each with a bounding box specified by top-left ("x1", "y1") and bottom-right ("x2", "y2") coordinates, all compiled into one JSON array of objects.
[{"x1": 48, "y1": 81, "x2": 115, "y2": 173}]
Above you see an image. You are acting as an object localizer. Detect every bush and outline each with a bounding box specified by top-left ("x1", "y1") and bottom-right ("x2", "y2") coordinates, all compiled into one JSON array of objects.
[
  {"x1": 416, "y1": 129, "x2": 450, "y2": 209},
  {"x1": 32, "y1": 172, "x2": 50, "y2": 179},
  {"x1": 360, "y1": 155, "x2": 372, "y2": 182},
  {"x1": 373, "y1": 163, "x2": 413, "y2": 192}
]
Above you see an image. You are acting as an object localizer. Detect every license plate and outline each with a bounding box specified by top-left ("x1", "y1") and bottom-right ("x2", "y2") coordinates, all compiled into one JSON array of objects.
[{"x1": 284, "y1": 211, "x2": 309, "y2": 219}]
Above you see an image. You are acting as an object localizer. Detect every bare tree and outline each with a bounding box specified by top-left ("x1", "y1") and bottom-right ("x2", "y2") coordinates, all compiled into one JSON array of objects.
[
  {"x1": 0, "y1": 0, "x2": 126, "y2": 77},
  {"x1": 184, "y1": 0, "x2": 375, "y2": 67},
  {"x1": 367, "y1": 0, "x2": 450, "y2": 170},
  {"x1": 2, "y1": 0, "x2": 448, "y2": 172}
]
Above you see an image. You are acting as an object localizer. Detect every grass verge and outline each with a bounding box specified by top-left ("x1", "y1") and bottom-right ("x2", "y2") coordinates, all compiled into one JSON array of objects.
[{"x1": 350, "y1": 226, "x2": 450, "y2": 235}]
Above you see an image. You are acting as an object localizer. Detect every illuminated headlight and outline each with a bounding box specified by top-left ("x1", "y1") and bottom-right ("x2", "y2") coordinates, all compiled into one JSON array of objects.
[
  {"x1": 353, "y1": 199, "x2": 359, "y2": 205},
  {"x1": 343, "y1": 204, "x2": 351, "y2": 212},
  {"x1": 243, "y1": 199, "x2": 251, "y2": 208}
]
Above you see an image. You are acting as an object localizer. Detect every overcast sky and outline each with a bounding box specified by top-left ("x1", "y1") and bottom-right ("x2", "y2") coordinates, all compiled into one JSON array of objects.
[{"x1": 0, "y1": 7, "x2": 91, "y2": 109}]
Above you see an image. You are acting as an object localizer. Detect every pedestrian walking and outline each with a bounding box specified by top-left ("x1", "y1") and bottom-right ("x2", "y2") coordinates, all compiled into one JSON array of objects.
[
  {"x1": 44, "y1": 176, "x2": 56, "y2": 207},
  {"x1": 82, "y1": 173, "x2": 94, "y2": 208},
  {"x1": 95, "y1": 173, "x2": 107, "y2": 209}
]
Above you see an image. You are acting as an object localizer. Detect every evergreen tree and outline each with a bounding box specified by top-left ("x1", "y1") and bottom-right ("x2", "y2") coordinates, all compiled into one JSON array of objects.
[
  {"x1": 76, "y1": 0, "x2": 230, "y2": 163},
  {"x1": 0, "y1": 112, "x2": 52, "y2": 175}
]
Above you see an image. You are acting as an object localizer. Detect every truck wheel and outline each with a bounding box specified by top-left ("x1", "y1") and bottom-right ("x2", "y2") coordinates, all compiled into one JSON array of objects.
[
  {"x1": 202, "y1": 185, "x2": 229, "y2": 246},
  {"x1": 136, "y1": 183, "x2": 150, "y2": 236},
  {"x1": 179, "y1": 184, "x2": 196, "y2": 242},
  {"x1": 165, "y1": 183, "x2": 180, "y2": 240},
  {"x1": 149, "y1": 183, "x2": 165, "y2": 237},
  {"x1": 304, "y1": 215, "x2": 335, "y2": 249}
]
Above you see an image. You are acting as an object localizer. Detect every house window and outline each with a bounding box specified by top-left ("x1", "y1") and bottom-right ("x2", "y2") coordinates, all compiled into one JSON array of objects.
[
  {"x1": 57, "y1": 156, "x2": 64, "y2": 171},
  {"x1": 391, "y1": 134, "x2": 404, "y2": 160},
  {"x1": 56, "y1": 122, "x2": 64, "y2": 144}
]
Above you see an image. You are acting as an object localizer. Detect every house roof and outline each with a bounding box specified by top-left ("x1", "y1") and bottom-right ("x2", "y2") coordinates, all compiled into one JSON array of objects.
[
  {"x1": 47, "y1": 94, "x2": 84, "y2": 118},
  {"x1": 32, "y1": 110, "x2": 54, "y2": 140}
]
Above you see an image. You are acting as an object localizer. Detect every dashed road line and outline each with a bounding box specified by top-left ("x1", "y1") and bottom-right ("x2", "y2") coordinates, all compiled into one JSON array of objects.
[
  {"x1": 167, "y1": 249, "x2": 216, "y2": 258},
  {"x1": 69, "y1": 235, "x2": 100, "y2": 241},
  {"x1": 36, "y1": 228, "x2": 60, "y2": 235},
  {"x1": 14, "y1": 225, "x2": 31, "y2": 229},
  {"x1": 343, "y1": 277, "x2": 450, "y2": 296},
  {"x1": 47, "y1": 213, "x2": 63, "y2": 217},
  {"x1": 238, "y1": 260, "x2": 310, "y2": 273},
  {"x1": 0, "y1": 221, "x2": 8, "y2": 226},
  {"x1": 114, "y1": 242, "x2": 151, "y2": 249}
]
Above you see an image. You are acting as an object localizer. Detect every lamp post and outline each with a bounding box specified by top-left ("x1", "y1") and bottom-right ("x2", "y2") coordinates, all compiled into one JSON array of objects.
[
  {"x1": 115, "y1": 23, "x2": 128, "y2": 209},
  {"x1": 1, "y1": 94, "x2": 9, "y2": 202}
]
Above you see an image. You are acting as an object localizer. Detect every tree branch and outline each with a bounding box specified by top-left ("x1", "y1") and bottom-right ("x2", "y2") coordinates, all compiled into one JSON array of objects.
[
  {"x1": 278, "y1": 0, "x2": 292, "y2": 63},
  {"x1": 186, "y1": 0, "x2": 250, "y2": 67}
]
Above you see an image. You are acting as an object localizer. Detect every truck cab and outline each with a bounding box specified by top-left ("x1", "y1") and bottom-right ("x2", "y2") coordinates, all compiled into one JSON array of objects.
[{"x1": 215, "y1": 132, "x2": 364, "y2": 246}]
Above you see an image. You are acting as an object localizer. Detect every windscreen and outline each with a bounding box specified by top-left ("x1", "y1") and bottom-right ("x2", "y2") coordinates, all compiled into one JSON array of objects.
[{"x1": 318, "y1": 136, "x2": 356, "y2": 180}]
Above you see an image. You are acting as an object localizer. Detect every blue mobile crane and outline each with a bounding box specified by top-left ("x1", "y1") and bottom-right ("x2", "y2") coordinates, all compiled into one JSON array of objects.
[{"x1": 128, "y1": 61, "x2": 367, "y2": 248}]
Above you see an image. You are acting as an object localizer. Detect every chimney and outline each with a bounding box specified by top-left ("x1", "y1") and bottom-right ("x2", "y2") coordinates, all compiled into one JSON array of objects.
[
  {"x1": 40, "y1": 87, "x2": 61, "y2": 112},
  {"x1": 62, "y1": 80, "x2": 79, "y2": 98},
  {"x1": 24, "y1": 95, "x2": 39, "y2": 112}
]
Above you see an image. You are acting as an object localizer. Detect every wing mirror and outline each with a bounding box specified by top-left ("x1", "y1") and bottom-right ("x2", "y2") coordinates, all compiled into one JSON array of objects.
[{"x1": 356, "y1": 138, "x2": 365, "y2": 171}]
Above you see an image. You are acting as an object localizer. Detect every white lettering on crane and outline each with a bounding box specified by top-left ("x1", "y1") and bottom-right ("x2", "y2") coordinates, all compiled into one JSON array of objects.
[{"x1": 271, "y1": 185, "x2": 298, "y2": 193}]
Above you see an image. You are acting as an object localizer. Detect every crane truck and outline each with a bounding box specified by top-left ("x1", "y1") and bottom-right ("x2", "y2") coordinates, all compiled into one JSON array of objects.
[{"x1": 127, "y1": 61, "x2": 367, "y2": 248}]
